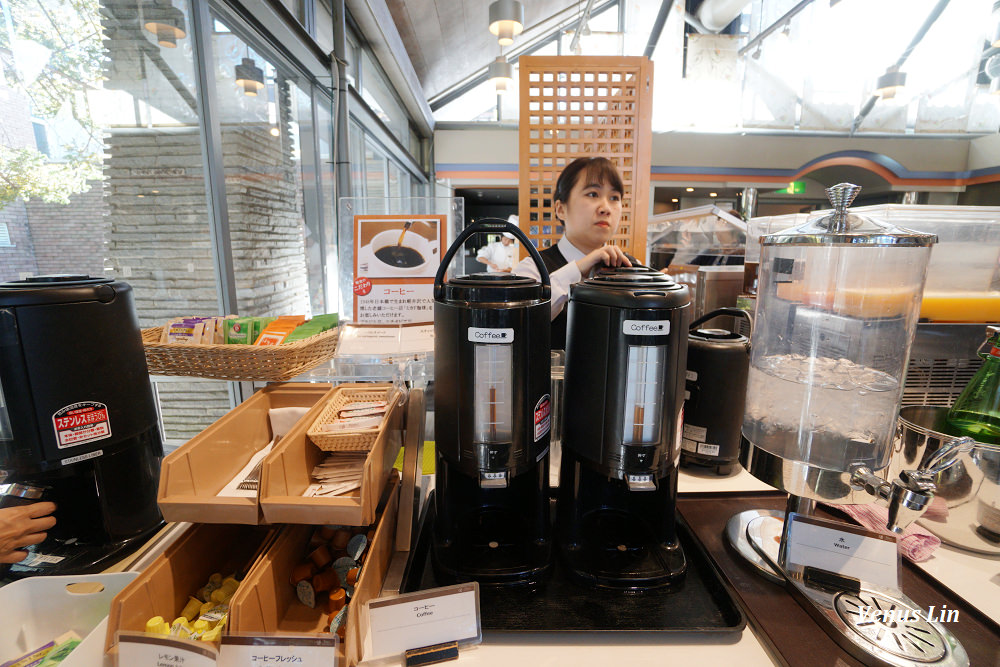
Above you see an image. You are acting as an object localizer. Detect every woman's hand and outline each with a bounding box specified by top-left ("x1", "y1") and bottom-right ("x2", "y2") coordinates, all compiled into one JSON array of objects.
[
  {"x1": 0, "y1": 501, "x2": 56, "y2": 563},
  {"x1": 576, "y1": 245, "x2": 632, "y2": 275}
]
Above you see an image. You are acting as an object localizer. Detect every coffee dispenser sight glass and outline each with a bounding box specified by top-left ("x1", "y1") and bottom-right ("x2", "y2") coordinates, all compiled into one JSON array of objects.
[
  {"x1": 432, "y1": 219, "x2": 553, "y2": 588},
  {"x1": 559, "y1": 264, "x2": 691, "y2": 590},
  {"x1": 727, "y1": 185, "x2": 972, "y2": 667}
]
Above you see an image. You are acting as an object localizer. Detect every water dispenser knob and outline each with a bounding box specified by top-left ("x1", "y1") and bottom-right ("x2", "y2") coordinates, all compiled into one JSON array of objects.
[{"x1": 825, "y1": 183, "x2": 861, "y2": 211}]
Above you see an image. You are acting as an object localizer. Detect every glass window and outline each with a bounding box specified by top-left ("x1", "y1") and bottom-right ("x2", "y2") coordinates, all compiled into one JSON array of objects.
[
  {"x1": 0, "y1": 0, "x2": 339, "y2": 448},
  {"x1": 317, "y1": 93, "x2": 337, "y2": 313},
  {"x1": 349, "y1": 120, "x2": 366, "y2": 198},
  {"x1": 364, "y1": 137, "x2": 387, "y2": 200},
  {"x1": 434, "y1": 78, "x2": 501, "y2": 122},
  {"x1": 360, "y1": 49, "x2": 409, "y2": 145},
  {"x1": 209, "y1": 16, "x2": 318, "y2": 318},
  {"x1": 345, "y1": 29, "x2": 360, "y2": 89},
  {"x1": 0, "y1": 0, "x2": 233, "y2": 446}
]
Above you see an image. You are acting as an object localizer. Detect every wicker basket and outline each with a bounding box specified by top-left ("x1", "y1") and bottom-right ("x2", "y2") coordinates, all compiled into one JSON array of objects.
[
  {"x1": 307, "y1": 384, "x2": 399, "y2": 452},
  {"x1": 141, "y1": 326, "x2": 339, "y2": 382}
]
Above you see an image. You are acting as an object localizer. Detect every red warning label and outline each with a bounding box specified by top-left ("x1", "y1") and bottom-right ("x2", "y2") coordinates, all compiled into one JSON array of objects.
[
  {"x1": 533, "y1": 394, "x2": 551, "y2": 442},
  {"x1": 52, "y1": 402, "x2": 112, "y2": 448}
]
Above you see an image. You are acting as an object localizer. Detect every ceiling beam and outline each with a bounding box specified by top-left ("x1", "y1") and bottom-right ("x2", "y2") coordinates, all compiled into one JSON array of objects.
[{"x1": 346, "y1": 0, "x2": 435, "y2": 136}]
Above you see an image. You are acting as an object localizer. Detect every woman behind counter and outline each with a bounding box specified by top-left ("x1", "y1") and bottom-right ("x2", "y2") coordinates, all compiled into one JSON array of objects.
[{"x1": 513, "y1": 156, "x2": 632, "y2": 349}]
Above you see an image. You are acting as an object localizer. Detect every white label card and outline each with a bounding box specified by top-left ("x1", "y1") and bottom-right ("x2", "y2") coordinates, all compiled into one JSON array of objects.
[
  {"x1": 365, "y1": 583, "x2": 480, "y2": 661},
  {"x1": 116, "y1": 632, "x2": 218, "y2": 667},
  {"x1": 219, "y1": 634, "x2": 338, "y2": 667},
  {"x1": 622, "y1": 319, "x2": 670, "y2": 336},
  {"x1": 785, "y1": 514, "x2": 899, "y2": 591},
  {"x1": 467, "y1": 327, "x2": 514, "y2": 343}
]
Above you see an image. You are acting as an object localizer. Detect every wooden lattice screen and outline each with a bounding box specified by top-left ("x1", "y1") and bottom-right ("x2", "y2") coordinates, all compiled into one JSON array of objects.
[{"x1": 517, "y1": 55, "x2": 654, "y2": 261}]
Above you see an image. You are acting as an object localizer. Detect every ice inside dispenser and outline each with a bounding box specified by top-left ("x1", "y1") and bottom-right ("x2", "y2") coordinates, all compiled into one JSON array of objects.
[{"x1": 743, "y1": 184, "x2": 936, "y2": 484}]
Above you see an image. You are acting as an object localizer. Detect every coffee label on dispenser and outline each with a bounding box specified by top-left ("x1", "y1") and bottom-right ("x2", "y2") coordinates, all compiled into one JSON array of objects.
[
  {"x1": 623, "y1": 320, "x2": 670, "y2": 336},
  {"x1": 52, "y1": 401, "x2": 112, "y2": 448},
  {"x1": 468, "y1": 327, "x2": 514, "y2": 343},
  {"x1": 533, "y1": 394, "x2": 551, "y2": 441}
]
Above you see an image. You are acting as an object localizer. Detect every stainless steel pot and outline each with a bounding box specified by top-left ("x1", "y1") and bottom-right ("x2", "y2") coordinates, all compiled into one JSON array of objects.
[{"x1": 892, "y1": 405, "x2": 1000, "y2": 554}]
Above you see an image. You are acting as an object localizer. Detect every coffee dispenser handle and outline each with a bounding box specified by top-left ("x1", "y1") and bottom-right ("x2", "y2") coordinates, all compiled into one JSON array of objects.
[
  {"x1": 688, "y1": 307, "x2": 753, "y2": 352},
  {"x1": 433, "y1": 219, "x2": 551, "y2": 300},
  {"x1": 689, "y1": 307, "x2": 753, "y2": 333}
]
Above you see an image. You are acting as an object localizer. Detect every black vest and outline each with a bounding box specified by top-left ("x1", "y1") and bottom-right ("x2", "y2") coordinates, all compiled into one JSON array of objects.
[
  {"x1": 539, "y1": 245, "x2": 569, "y2": 350},
  {"x1": 537, "y1": 245, "x2": 641, "y2": 350}
]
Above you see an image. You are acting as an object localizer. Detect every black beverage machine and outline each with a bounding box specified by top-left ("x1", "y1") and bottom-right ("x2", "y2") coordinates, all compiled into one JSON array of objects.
[
  {"x1": 680, "y1": 307, "x2": 752, "y2": 475},
  {"x1": 558, "y1": 266, "x2": 690, "y2": 589},
  {"x1": 432, "y1": 221, "x2": 552, "y2": 587},
  {"x1": 0, "y1": 276, "x2": 164, "y2": 577}
]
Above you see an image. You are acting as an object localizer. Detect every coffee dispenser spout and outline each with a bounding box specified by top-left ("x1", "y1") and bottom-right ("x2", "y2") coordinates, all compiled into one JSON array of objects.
[{"x1": 850, "y1": 437, "x2": 976, "y2": 533}]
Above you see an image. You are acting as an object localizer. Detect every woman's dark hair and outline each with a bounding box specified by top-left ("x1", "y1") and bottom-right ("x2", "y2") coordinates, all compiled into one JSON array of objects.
[{"x1": 553, "y1": 157, "x2": 624, "y2": 206}]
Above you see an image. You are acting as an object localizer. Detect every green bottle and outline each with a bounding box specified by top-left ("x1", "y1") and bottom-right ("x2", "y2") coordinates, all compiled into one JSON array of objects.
[{"x1": 946, "y1": 325, "x2": 1000, "y2": 445}]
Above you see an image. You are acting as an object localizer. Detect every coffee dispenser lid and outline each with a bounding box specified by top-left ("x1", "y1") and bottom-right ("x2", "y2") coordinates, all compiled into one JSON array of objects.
[
  {"x1": 0, "y1": 274, "x2": 122, "y2": 307},
  {"x1": 442, "y1": 272, "x2": 547, "y2": 304},
  {"x1": 571, "y1": 268, "x2": 689, "y2": 310},
  {"x1": 689, "y1": 327, "x2": 748, "y2": 344}
]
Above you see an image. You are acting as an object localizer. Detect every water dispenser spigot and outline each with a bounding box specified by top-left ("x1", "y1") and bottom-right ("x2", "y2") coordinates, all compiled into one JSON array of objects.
[{"x1": 850, "y1": 437, "x2": 976, "y2": 533}]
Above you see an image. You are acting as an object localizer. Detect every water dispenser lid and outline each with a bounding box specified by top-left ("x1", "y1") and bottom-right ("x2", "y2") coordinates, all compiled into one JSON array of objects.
[
  {"x1": 0, "y1": 275, "x2": 121, "y2": 307},
  {"x1": 763, "y1": 183, "x2": 937, "y2": 248}
]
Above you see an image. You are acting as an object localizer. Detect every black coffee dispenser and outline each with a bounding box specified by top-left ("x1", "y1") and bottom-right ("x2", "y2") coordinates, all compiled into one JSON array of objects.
[
  {"x1": 0, "y1": 276, "x2": 164, "y2": 577},
  {"x1": 558, "y1": 266, "x2": 690, "y2": 589},
  {"x1": 680, "y1": 307, "x2": 752, "y2": 475},
  {"x1": 432, "y1": 221, "x2": 552, "y2": 587}
]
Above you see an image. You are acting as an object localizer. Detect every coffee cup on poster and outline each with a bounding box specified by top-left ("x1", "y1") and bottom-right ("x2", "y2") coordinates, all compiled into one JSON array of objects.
[{"x1": 368, "y1": 229, "x2": 439, "y2": 274}]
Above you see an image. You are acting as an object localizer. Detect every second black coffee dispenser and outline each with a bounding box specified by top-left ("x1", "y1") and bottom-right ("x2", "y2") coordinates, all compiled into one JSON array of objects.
[
  {"x1": 558, "y1": 266, "x2": 691, "y2": 589},
  {"x1": 0, "y1": 275, "x2": 164, "y2": 577},
  {"x1": 432, "y1": 220, "x2": 552, "y2": 587}
]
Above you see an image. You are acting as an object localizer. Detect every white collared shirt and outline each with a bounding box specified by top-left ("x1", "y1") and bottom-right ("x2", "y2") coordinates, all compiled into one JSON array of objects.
[
  {"x1": 476, "y1": 240, "x2": 516, "y2": 272},
  {"x1": 512, "y1": 236, "x2": 586, "y2": 320}
]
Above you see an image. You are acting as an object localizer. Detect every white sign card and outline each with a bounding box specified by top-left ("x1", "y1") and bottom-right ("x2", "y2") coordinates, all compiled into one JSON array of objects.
[
  {"x1": 218, "y1": 634, "x2": 338, "y2": 667},
  {"x1": 335, "y1": 324, "x2": 435, "y2": 358},
  {"x1": 785, "y1": 513, "x2": 900, "y2": 591},
  {"x1": 363, "y1": 583, "x2": 481, "y2": 662},
  {"x1": 116, "y1": 632, "x2": 218, "y2": 667}
]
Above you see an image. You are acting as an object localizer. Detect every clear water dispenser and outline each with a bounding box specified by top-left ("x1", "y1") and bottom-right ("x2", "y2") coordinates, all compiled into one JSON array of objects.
[{"x1": 741, "y1": 183, "x2": 936, "y2": 502}]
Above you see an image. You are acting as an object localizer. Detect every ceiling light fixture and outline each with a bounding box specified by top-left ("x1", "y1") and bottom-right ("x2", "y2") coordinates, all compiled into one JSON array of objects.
[
  {"x1": 710, "y1": 192, "x2": 718, "y2": 197},
  {"x1": 488, "y1": 56, "x2": 514, "y2": 95},
  {"x1": 685, "y1": 187, "x2": 694, "y2": 192},
  {"x1": 875, "y1": 66, "x2": 907, "y2": 100},
  {"x1": 671, "y1": 198, "x2": 678, "y2": 202},
  {"x1": 235, "y1": 56, "x2": 265, "y2": 97},
  {"x1": 489, "y1": 0, "x2": 524, "y2": 46},
  {"x1": 142, "y1": 0, "x2": 186, "y2": 48}
]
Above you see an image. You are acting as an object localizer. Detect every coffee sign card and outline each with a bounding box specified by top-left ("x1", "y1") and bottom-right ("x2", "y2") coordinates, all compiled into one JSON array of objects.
[{"x1": 353, "y1": 214, "x2": 446, "y2": 324}]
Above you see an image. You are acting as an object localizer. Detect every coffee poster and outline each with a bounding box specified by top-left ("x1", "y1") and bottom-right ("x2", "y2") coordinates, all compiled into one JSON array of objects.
[{"x1": 352, "y1": 214, "x2": 445, "y2": 324}]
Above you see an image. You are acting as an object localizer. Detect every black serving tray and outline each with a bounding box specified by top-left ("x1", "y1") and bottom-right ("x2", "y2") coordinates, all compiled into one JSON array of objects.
[{"x1": 400, "y1": 492, "x2": 746, "y2": 634}]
